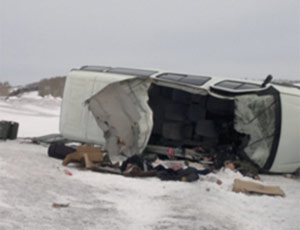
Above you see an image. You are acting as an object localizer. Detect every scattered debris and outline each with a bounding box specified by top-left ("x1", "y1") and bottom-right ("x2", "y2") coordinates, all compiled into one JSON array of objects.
[
  {"x1": 58, "y1": 144, "x2": 215, "y2": 183},
  {"x1": 224, "y1": 160, "x2": 260, "y2": 180},
  {"x1": 62, "y1": 144, "x2": 107, "y2": 168},
  {"x1": 63, "y1": 169, "x2": 73, "y2": 176},
  {"x1": 52, "y1": 203, "x2": 70, "y2": 208},
  {"x1": 232, "y1": 179, "x2": 285, "y2": 197},
  {"x1": 202, "y1": 175, "x2": 223, "y2": 185},
  {"x1": 283, "y1": 174, "x2": 295, "y2": 179}
]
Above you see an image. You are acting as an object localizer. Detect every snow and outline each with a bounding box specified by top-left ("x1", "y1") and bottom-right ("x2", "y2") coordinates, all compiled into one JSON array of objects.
[
  {"x1": 0, "y1": 92, "x2": 300, "y2": 230},
  {"x1": 0, "y1": 92, "x2": 61, "y2": 137}
]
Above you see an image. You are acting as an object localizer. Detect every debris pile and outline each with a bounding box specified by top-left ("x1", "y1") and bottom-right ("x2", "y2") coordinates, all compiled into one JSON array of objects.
[
  {"x1": 43, "y1": 139, "x2": 286, "y2": 196},
  {"x1": 48, "y1": 143, "x2": 214, "y2": 183},
  {"x1": 47, "y1": 141, "x2": 263, "y2": 185}
]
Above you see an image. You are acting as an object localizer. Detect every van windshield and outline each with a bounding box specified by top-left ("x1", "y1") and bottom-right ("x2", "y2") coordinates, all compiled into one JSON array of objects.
[{"x1": 234, "y1": 93, "x2": 281, "y2": 168}]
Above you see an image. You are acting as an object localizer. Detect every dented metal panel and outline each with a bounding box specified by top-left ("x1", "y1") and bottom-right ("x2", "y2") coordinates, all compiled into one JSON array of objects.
[
  {"x1": 87, "y1": 78, "x2": 153, "y2": 161},
  {"x1": 234, "y1": 94, "x2": 277, "y2": 168}
]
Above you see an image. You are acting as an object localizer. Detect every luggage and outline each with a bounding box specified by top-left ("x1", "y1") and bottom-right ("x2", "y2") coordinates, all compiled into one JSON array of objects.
[
  {"x1": 0, "y1": 121, "x2": 10, "y2": 139},
  {"x1": 7, "y1": 122, "x2": 19, "y2": 139},
  {"x1": 48, "y1": 143, "x2": 76, "y2": 160},
  {"x1": 0, "y1": 121, "x2": 19, "y2": 140},
  {"x1": 156, "y1": 167, "x2": 199, "y2": 182}
]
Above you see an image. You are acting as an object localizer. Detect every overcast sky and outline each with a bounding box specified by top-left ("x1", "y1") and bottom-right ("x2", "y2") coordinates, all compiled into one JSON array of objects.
[{"x1": 0, "y1": 0, "x2": 299, "y2": 85}]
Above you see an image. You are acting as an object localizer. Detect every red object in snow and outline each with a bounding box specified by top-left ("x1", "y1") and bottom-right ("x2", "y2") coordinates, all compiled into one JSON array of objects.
[{"x1": 64, "y1": 169, "x2": 73, "y2": 176}]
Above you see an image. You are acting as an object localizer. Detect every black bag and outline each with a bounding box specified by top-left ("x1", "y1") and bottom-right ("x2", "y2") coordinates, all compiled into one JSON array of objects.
[
  {"x1": 7, "y1": 122, "x2": 19, "y2": 139},
  {"x1": 48, "y1": 143, "x2": 76, "y2": 160},
  {"x1": 0, "y1": 121, "x2": 19, "y2": 140},
  {"x1": 0, "y1": 121, "x2": 10, "y2": 140},
  {"x1": 120, "y1": 155, "x2": 153, "y2": 172},
  {"x1": 156, "y1": 167, "x2": 199, "y2": 182}
]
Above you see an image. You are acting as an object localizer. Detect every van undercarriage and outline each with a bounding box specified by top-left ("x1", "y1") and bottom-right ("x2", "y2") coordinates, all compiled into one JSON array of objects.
[
  {"x1": 147, "y1": 84, "x2": 244, "y2": 164},
  {"x1": 146, "y1": 83, "x2": 280, "y2": 170},
  {"x1": 84, "y1": 78, "x2": 281, "y2": 172}
]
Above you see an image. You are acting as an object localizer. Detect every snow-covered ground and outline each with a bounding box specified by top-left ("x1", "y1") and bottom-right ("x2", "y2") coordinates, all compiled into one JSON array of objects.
[
  {"x1": 0, "y1": 92, "x2": 61, "y2": 137},
  {"x1": 0, "y1": 92, "x2": 299, "y2": 230}
]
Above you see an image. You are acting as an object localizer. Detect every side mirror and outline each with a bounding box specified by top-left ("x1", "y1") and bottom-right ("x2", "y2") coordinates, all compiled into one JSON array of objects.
[{"x1": 261, "y1": 75, "x2": 273, "y2": 88}]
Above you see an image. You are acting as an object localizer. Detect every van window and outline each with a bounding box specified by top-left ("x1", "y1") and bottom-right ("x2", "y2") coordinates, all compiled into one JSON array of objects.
[
  {"x1": 157, "y1": 73, "x2": 185, "y2": 81},
  {"x1": 180, "y1": 75, "x2": 211, "y2": 86},
  {"x1": 216, "y1": 80, "x2": 260, "y2": 90},
  {"x1": 157, "y1": 73, "x2": 210, "y2": 86},
  {"x1": 238, "y1": 83, "x2": 260, "y2": 90}
]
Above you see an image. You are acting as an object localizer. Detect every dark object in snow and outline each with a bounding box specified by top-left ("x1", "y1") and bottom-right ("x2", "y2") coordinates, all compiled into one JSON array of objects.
[
  {"x1": 91, "y1": 166, "x2": 122, "y2": 175},
  {"x1": 48, "y1": 143, "x2": 76, "y2": 160},
  {"x1": 52, "y1": 203, "x2": 70, "y2": 208},
  {"x1": 197, "y1": 168, "x2": 210, "y2": 175},
  {"x1": 8, "y1": 122, "x2": 19, "y2": 139},
  {"x1": 0, "y1": 121, "x2": 10, "y2": 140},
  {"x1": 211, "y1": 145, "x2": 237, "y2": 169},
  {"x1": 156, "y1": 167, "x2": 199, "y2": 182},
  {"x1": 123, "y1": 164, "x2": 157, "y2": 177},
  {"x1": 0, "y1": 120, "x2": 19, "y2": 140},
  {"x1": 120, "y1": 155, "x2": 153, "y2": 172},
  {"x1": 224, "y1": 160, "x2": 260, "y2": 179}
]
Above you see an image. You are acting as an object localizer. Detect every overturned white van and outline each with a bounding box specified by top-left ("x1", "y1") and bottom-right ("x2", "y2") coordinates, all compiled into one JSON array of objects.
[{"x1": 60, "y1": 66, "x2": 300, "y2": 173}]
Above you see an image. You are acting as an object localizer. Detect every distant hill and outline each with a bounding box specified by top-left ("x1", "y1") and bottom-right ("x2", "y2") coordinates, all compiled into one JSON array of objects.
[
  {"x1": 0, "y1": 82, "x2": 11, "y2": 96},
  {"x1": 7, "y1": 76, "x2": 66, "y2": 98},
  {"x1": 38, "y1": 76, "x2": 66, "y2": 97}
]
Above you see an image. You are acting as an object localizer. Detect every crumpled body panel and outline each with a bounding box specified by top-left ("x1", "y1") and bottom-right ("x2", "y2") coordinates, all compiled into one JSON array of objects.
[{"x1": 87, "y1": 78, "x2": 152, "y2": 162}]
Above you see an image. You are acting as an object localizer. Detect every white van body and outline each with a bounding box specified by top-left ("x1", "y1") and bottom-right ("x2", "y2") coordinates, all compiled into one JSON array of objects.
[{"x1": 60, "y1": 66, "x2": 300, "y2": 173}]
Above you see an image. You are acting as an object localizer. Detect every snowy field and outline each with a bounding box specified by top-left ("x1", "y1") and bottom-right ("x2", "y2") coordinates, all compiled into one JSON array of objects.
[{"x1": 0, "y1": 92, "x2": 299, "y2": 230}]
